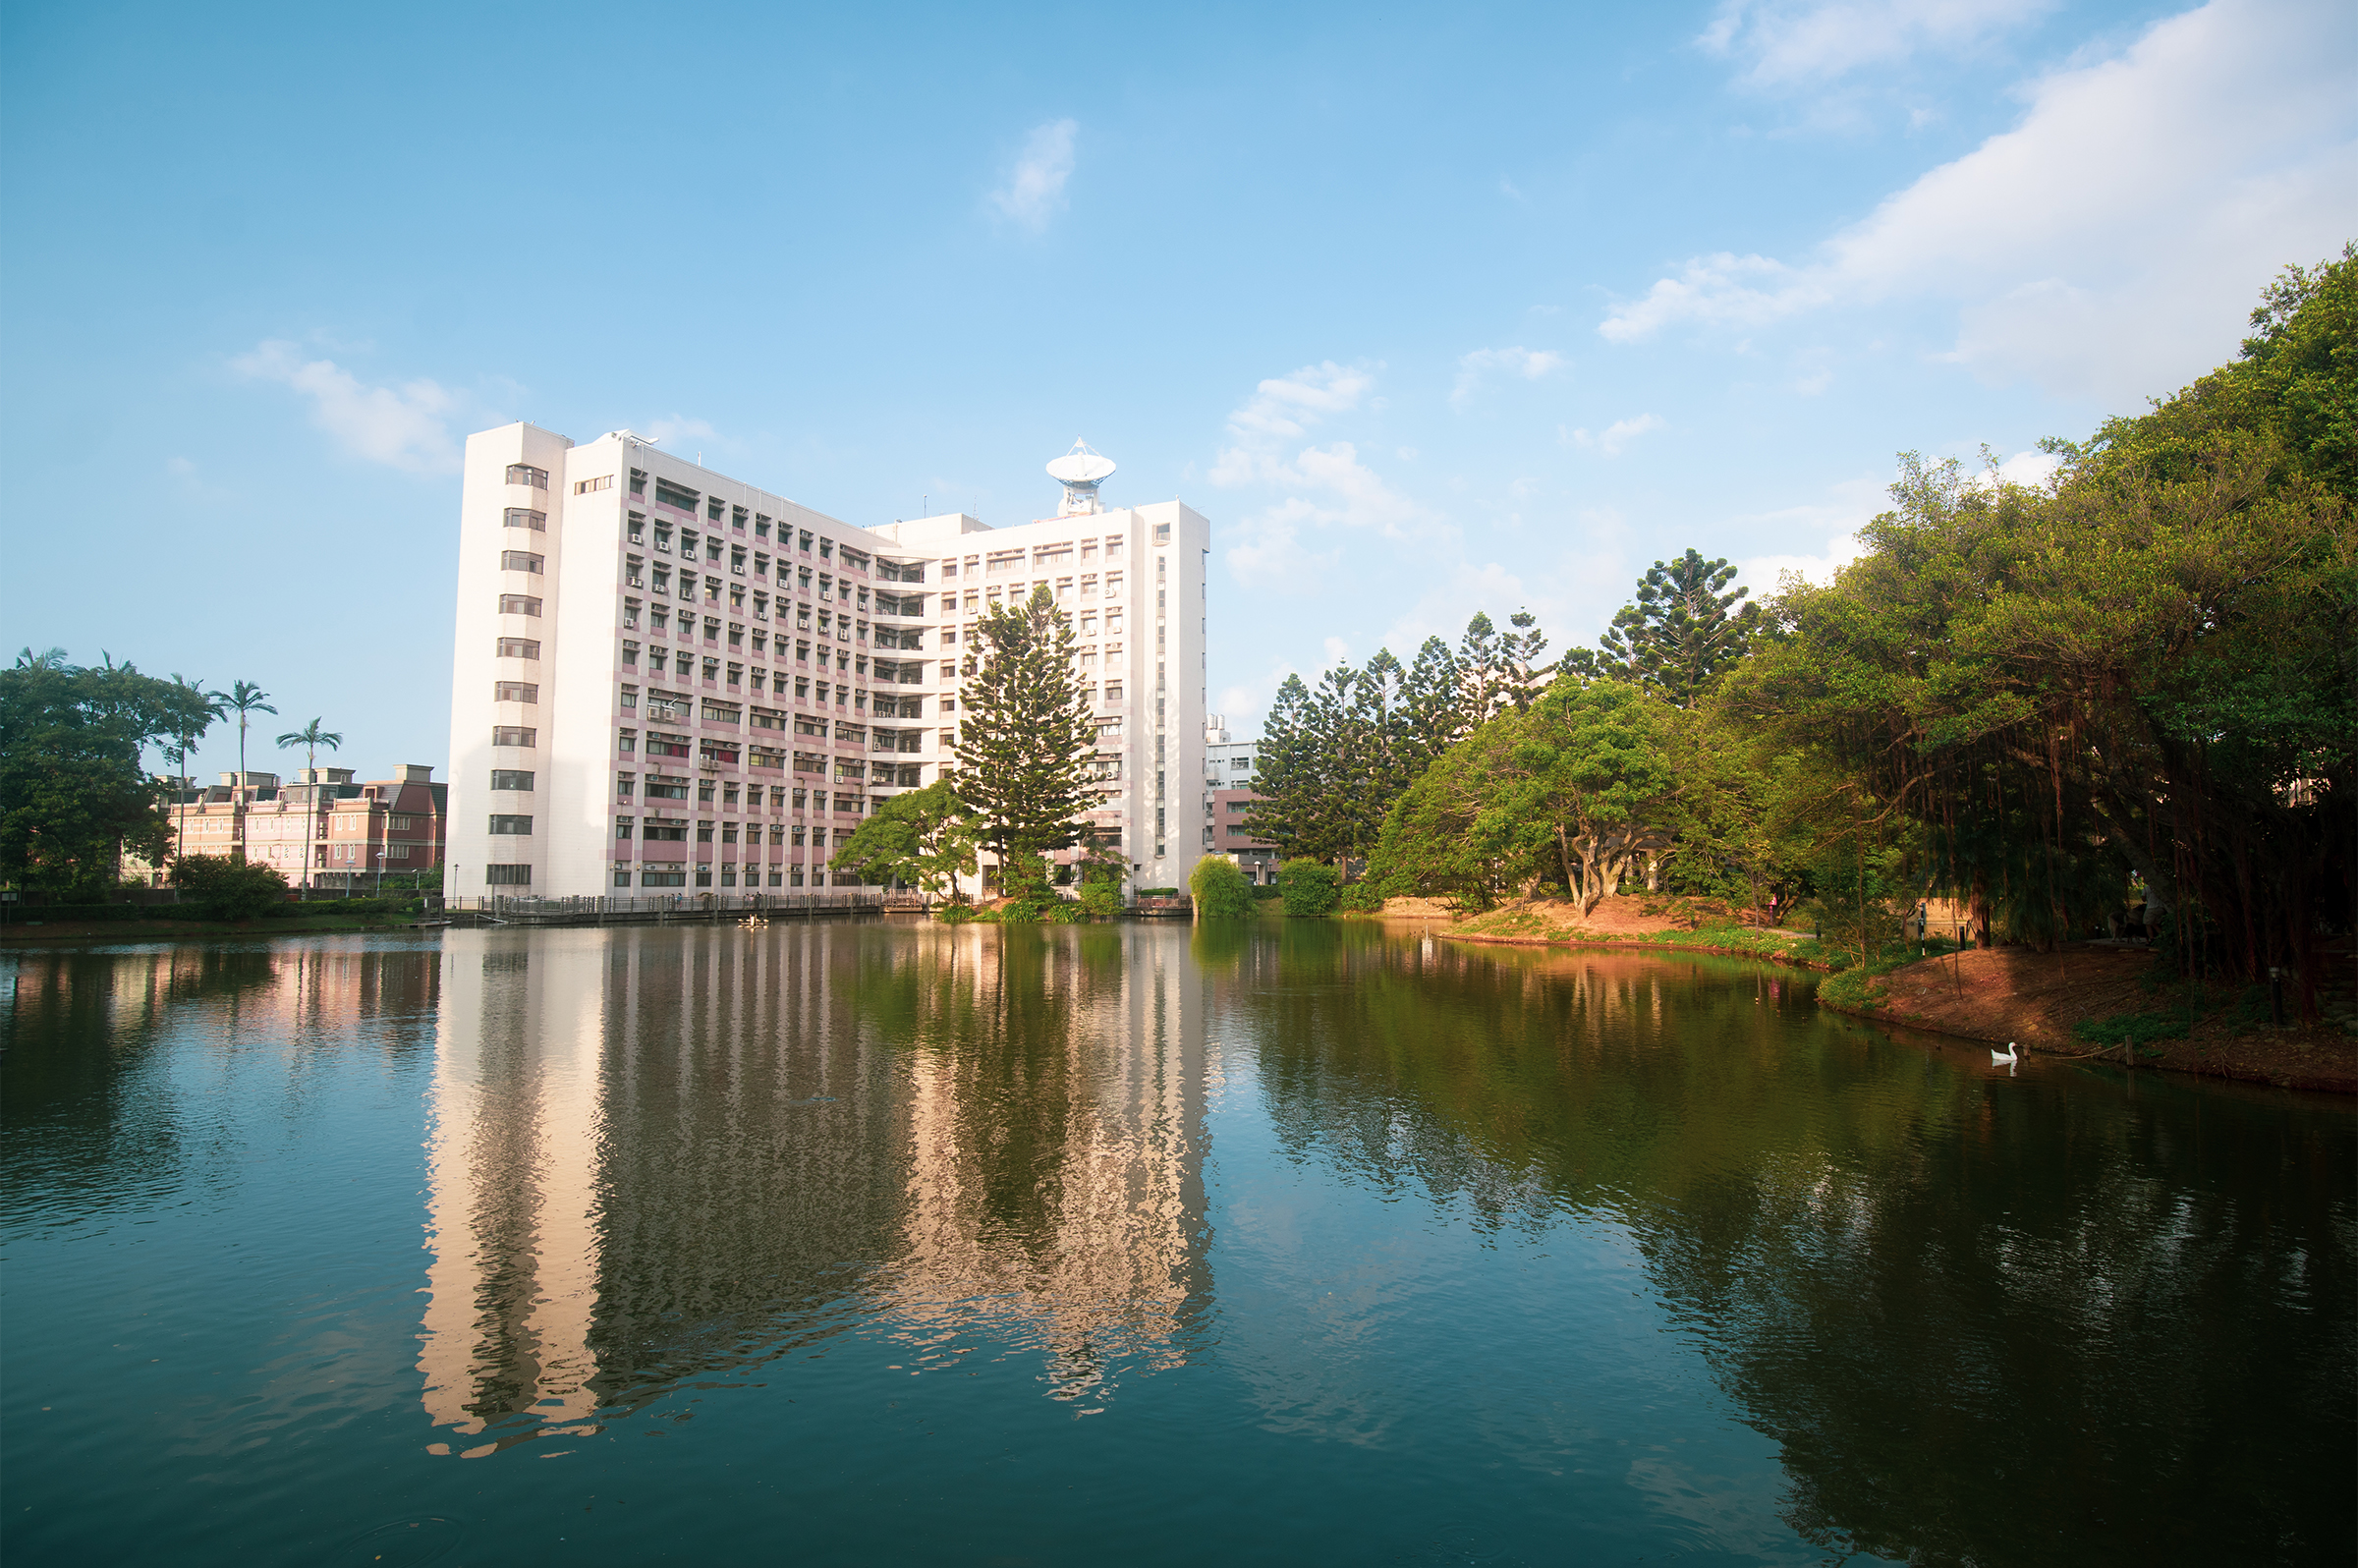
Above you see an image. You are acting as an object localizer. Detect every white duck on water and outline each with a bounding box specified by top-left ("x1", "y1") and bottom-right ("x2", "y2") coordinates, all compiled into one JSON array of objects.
[{"x1": 1991, "y1": 1040, "x2": 2020, "y2": 1066}]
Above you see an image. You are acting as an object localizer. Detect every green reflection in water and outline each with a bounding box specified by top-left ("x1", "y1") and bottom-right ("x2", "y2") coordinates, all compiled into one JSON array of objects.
[{"x1": 1214, "y1": 922, "x2": 2357, "y2": 1564}]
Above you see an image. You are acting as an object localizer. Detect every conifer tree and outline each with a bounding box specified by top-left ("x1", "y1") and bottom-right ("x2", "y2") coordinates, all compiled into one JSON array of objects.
[
  {"x1": 950, "y1": 585, "x2": 1100, "y2": 871},
  {"x1": 1241, "y1": 673, "x2": 1317, "y2": 859},
  {"x1": 1597, "y1": 549, "x2": 1760, "y2": 707}
]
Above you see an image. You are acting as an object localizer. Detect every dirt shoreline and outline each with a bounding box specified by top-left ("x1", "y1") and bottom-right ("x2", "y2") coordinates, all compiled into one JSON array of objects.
[
  {"x1": 1821, "y1": 946, "x2": 2357, "y2": 1094},
  {"x1": 1399, "y1": 896, "x2": 2356, "y2": 1095}
]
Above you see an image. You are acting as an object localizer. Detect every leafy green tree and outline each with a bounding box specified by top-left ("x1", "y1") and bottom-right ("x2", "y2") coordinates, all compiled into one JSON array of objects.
[
  {"x1": 1727, "y1": 392, "x2": 2350, "y2": 992},
  {"x1": 1076, "y1": 875, "x2": 1124, "y2": 918},
  {"x1": 951, "y1": 586, "x2": 1098, "y2": 868},
  {"x1": 1369, "y1": 677, "x2": 1677, "y2": 912},
  {"x1": 829, "y1": 780, "x2": 979, "y2": 897},
  {"x1": 1278, "y1": 857, "x2": 1340, "y2": 918},
  {"x1": 1188, "y1": 854, "x2": 1254, "y2": 919},
  {"x1": 1398, "y1": 635, "x2": 1463, "y2": 768},
  {"x1": 212, "y1": 680, "x2": 276, "y2": 865},
  {"x1": 170, "y1": 854, "x2": 289, "y2": 921},
  {"x1": 1, "y1": 648, "x2": 223, "y2": 898},
  {"x1": 1596, "y1": 548, "x2": 1763, "y2": 707}
]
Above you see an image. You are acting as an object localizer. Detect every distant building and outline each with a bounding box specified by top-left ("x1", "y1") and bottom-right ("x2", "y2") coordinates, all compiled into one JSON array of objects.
[
  {"x1": 127, "y1": 765, "x2": 447, "y2": 888},
  {"x1": 1203, "y1": 715, "x2": 1277, "y2": 884},
  {"x1": 445, "y1": 424, "x2": 1209, "y2": 899}
]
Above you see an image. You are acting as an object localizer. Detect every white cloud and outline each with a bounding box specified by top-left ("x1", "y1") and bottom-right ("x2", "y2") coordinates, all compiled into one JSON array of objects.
[
  {"x1": 1211, "y1": 361, "x2": 1438, "y2": 580},
  {"x1": 231, "y1": 340, "x2": 459, "y2": 473},
  {"x1": 1743, "y1": 530, "x2": 1866, "y2": 588},
  {"x1": 1562, "y1": 414, "x2": 1666, "y2": 456},
  {"x1": 1214, "y1": 361, "x2": 1377, "y2": 464},
  {"x1": 1450, "y1": 346, "x2": 1566, "y2": 410},
  {"x1": 1600, "y1": 253, "x2": 1825, "y2": 343},
  {"x1": 1699, "y1": 0, "x2": 2054, "y2": 87},
  {"x1": 1607, "y1": 0, "x2": 2358, "y2": 404},
  {"x1": 989, "y1": 119, "x2": 1078, "y2": 231},
  {"x1": 1732, "y1": 473, "x2": 1895, "y2": 588}
]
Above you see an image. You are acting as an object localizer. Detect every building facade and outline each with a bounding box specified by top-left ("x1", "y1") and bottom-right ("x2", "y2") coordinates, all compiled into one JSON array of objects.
[
  {"x1": 445, "y1": 424, "x2": 1209, "y2": 899},
  {"x1": 128, "y1": 765, "x2": 447, "y2": 888},
  {"x1": 1203, "y1": 716, "x2": 1277, "y2": 883}
]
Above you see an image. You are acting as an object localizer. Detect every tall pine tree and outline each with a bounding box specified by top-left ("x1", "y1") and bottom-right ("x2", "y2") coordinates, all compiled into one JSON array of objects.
[
  {"x1": 950, "y1": 586, "x2": 1099, "y2": 870},
  {"x1": 1596, "y1": 549, "x2": 1761, "y2": 707},
  {"x1": 1244, "y1": 608, "x2": 1558, "y2": 873}
]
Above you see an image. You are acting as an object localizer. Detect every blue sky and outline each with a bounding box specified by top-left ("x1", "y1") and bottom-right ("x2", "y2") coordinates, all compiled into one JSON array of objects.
[{"x1": 4, "y1": 0, "x2": 2351, "y2": 780}]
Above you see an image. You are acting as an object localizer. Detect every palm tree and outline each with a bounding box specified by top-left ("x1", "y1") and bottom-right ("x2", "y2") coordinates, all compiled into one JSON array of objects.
[
  {"x1": 167, "y1": 675, "x2": 226, "y2": 871},
  {"x1": 275, "y1": 718, "x2": 344, "y2": 892},
  {"x1": 211, "y1": 681, "x2": 276, "y2": 866}
]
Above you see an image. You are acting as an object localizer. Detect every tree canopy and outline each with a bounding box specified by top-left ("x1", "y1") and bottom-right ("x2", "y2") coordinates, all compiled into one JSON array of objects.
[
  {"x1": 829, "y1": 780, "x2": 979, "y2": 896},
  {"x1": 1, "y1": 648, "x2": 222, "y2": 897},
  {"x1": 1586, "y1": 548, "x2": 1763, "y2": 707},
  {"x1": 1245, "y1": 608, "x2": 1558, "y2": 866},
  {"x1": 1268, "y1": 248, "x2": 2354, "y2": 1009}
]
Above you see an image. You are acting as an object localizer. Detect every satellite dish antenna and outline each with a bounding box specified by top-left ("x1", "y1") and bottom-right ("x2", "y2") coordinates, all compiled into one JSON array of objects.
[{"x1": 1046, "y1": 438, "x2": 1115, "y2": 516}]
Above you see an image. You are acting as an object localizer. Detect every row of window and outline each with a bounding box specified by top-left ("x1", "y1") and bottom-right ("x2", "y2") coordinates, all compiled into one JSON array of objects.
[
  {"x1": 612, "y1": 868, "x2": 860, "y2": 888},
  {"x1": 626, "y1": 476, "x2": 904, "y2": 580},
  {"x1": 947, "y1": 535, "x2": 1124, "y2": 578},
  {"x1": 628, "y1": 532, "x2": 905, "y2": 605},
  {"x1": 615, "y1": 778, "x2": 908, "y2": 811},
  {"x1": 614, "y1": 819, "x2": 840, "y2": 847}
]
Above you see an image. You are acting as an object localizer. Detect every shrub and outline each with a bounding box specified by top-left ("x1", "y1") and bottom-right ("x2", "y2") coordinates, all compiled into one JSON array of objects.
[
  {"x1": 1189, "y1": 856, "x2": 1255, "y2": 920},
  {"x1": 1335, "y1": 880, "x2": 1387, "y2": 914},
  {"x1": 170, "y1": 855, "x2": 289, "y2": 922},
  {"x1": 1279, "y1": 858, "x2": 1340, "y2": 919},
  {"x1": 991, "y1": 856, "x2": 1062, "y2": 923},
  {"x1": 1077, "y1": 879, "x2": 1123, "y2": 919}
]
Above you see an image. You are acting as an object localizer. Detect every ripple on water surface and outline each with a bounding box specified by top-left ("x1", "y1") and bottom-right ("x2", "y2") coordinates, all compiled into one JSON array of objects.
[{"x1": 2, "y1": 924, "x2": 2351, "y2": 1566}]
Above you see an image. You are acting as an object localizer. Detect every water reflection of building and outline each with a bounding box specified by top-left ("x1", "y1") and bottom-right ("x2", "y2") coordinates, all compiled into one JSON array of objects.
[
  {"x1": 415, "y1": 924, "x2": 1214, "y2": 1446},
  {"x1": 887, "y1": 926, "x2": 1212, "y2": 1404},
  {"x1": 418, "y1": 934, "x2": 612, "y2": 1446}
]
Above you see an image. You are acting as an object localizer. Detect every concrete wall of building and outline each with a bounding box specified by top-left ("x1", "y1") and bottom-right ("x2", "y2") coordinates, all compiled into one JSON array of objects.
[
  {"x1": 449, "y1": 423, "x2": 575, "y2": 896},
  {"x1": 446, "y1": 428, "x2": 1217, "y2": 901}
]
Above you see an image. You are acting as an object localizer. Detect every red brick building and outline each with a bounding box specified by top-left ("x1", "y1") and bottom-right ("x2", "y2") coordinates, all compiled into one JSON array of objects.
[{"x1": 129, "y1": 765, "x2": 447, "y2": 890}]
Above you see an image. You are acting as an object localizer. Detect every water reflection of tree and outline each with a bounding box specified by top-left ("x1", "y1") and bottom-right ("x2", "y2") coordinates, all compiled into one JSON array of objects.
[
  {"x1": 1229, "y1": 929, "x2": 2357, "y2": 1566},
  {"x1": 559, "y1": 923, "x2": 1211, "y2": 1423},
  {"x1": 3, "y1": 943, "x2": 442, "y2": 1207},
  {"x1": 883, "y1": 924, "x2": 1213, "y2": 1404}
]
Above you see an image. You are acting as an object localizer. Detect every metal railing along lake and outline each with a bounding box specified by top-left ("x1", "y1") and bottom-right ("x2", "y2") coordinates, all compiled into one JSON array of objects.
[{"x1": 445, "y1": 890, "x2": 929, "y2": 926}]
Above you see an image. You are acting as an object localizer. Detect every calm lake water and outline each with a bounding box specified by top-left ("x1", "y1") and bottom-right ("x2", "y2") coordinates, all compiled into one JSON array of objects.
[{"x1": 4, "y1": 922, "x2": 2351, "y2": 1566}]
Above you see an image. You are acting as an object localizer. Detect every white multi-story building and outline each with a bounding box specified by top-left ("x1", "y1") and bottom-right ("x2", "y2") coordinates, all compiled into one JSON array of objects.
[{"x1": 446, "y1": 424, "x2": 1208, "y2": 899}]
